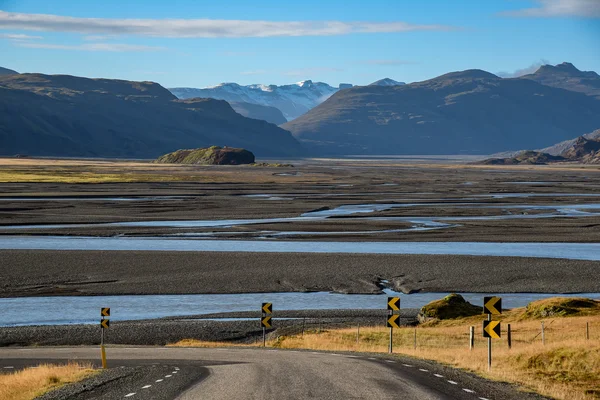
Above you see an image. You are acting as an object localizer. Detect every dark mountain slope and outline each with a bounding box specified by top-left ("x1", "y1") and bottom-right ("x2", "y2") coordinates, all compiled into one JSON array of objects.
[
  {"x1": 228, "y1": 101, "x2": 287, "y2": 125},
  {"x1": 282, "y1": 68, "x2": 600, "y2": 155},
  {"x1": 0, "y1": 67, "x2": 18, "y2": 76},
  {"x1": 521, "y1": 62, "x2": 600, "y2": 99},
  {"x1": 0, "y1": 73, "x2": 304, "y2": 158}
]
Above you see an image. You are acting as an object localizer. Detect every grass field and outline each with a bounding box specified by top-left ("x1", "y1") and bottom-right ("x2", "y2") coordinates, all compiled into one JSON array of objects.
[
  {"x1": 173, "y1": 298, "x2": 600, "y2": 400},
  {"x1": 0, "y1": 362, "x2": 95, "y2": 400}
]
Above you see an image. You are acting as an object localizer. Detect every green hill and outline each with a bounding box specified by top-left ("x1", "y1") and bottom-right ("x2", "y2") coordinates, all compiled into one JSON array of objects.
[{"x1": 155, "y1": 146, "x2": 255, "y2": 165}]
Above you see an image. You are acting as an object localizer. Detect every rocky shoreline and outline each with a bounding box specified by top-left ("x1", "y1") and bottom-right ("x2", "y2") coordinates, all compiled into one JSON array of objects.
[{"x1": 0, "y1": 309, "x2": 419, "y2": 347}]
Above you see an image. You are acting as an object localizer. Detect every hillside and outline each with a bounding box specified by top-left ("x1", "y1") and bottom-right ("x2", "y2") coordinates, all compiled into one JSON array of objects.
[
  {"x1": 282, "y1": 65, "x2": 600, "y2": 155},
  {"x1": 228, "y1": 101, "x2": 287, "y2": 125},
  {"x1": 540, "y1": 129, "x2": 600, "y2": 155},
  {"x1": 369, "y1": 78, "x2": 405, "y2": 86},
  {"x1": 155, "y1": 146, "x2": 255, "y2": 165},
  {"x1": 0, "y1": 73, "x2": 304, "y2": 158},
  {"x1": 0, "y1": 67, "x2": 18, "y2": 76},
  {"x1": 480, "y1": 133, "x2": 600, "y2": 165},
  {"x1": 520, "y1": 62, "x2": 600, "y2": 99},
  {"x1": 169, "y1": 80, "x2": 342, "y2": 120}
]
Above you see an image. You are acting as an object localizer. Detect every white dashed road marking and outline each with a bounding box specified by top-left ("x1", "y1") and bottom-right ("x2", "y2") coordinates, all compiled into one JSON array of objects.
[
  {"x1": 125, "y1": 393, "x2": 136, "y2": 398},
  {"x1": 141, "y1": 385, "x2": 151, "y2": 389},
  {"x1": 402, "y1": 364, "x2": 413, "y2": 367},
  {"x1": 479, "y1": 398, "x2": 491, "y2": 400},
  {"x1": 368, "y1": 357, "x2": 377, "y2": 360},
  {"x1": 165, "y1": 375, "x2": 172, "y2": 378},
  {"x1": 463, "y1": 388, "x2": 475, "y2": 393},
  {"x1": 3, "y1": 366, "x2": 14, "y2": 369},
  {"x1": 418, "y1": 368, "x2": 428, "y2": 372},
  {"x1": 433, "y1": 374, "x2": 444, "y2": 378},
  {"x1": 155, "y1": 379, "x2": 163, "y2": 383},
  {"x1": 172, "y1": 371, "x2": 178, "y2": 374},
  {"x1": 447, "y1": 380, "x2": 458, "y2": 385},
  {"x1": 385, "y1": 360, "x2": 396, "y2": 363}
]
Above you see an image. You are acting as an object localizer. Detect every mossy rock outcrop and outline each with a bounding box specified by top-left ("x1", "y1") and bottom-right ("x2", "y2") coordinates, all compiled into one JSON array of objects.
[
  {"x1": 155, "y1": 146, "x2": 255, "y2": 165},
  {"x1": 419, "y1": 294, "x2": 481, "y2": 322},
  {"x1": 521, "y1": 297, "x2": 600, "y2": 319}
]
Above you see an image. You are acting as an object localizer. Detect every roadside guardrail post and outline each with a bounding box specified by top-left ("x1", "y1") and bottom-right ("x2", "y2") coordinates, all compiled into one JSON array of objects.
[
  {"x1": 483, "y1": 296, "x2": 502, "y2": 371},
  {"x1": 507, "y1": 323, "x2": 512, "y2": 349},
  {"x1": 541, "y1": 321, "x2": 545, "y2": 345},
  {"x1": 261, "y1": 302, "x2": 272, "y2": 347},
  {"x1": 100, "y1": 307, "x2": 110, "y2": 369},
  {"x1": 586, "y1": 322, "x2": 590, "y2": 340},
  {"x1": 469, "y1": 326, "x2": 474, "y2": 350},
  {"x1": 387, "y1": 297, "x2": 400, "y2": 354}
]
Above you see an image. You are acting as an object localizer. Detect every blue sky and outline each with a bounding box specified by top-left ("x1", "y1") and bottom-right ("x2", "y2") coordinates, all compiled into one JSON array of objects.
[{"x1": 0, "y1": 0, "x2": 599, "y2": 87}]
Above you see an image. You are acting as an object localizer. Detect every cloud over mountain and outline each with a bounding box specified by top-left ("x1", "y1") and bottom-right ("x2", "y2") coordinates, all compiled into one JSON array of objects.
[{"x1": 0, "y1": 10, "x2": 457, "y2": 38}]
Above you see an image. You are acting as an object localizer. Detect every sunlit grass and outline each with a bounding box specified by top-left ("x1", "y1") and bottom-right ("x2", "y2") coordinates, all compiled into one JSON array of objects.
[
  {"x1": 171, "y1": 299, "x2": 600, "y2": 400},
  {"x1": 0, "y1": 362, "x2": 95, "y2": 400}
]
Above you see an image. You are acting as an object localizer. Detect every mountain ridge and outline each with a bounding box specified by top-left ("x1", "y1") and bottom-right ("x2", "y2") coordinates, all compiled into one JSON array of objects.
[
  {"x1": 282, "y1": 63, "x2": 600, "y2": 156},
  {"x1": 169, "y1": 80, "x2": 343, "y2": 120},
  {"x1": 0, "y1": 72, "x2": 304, "y2": 158}
]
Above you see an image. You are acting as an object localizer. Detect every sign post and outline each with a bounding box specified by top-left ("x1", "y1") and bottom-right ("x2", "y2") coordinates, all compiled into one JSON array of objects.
[
  {"x1": 483, "y1": 297, "x2": 502, "y2": 371},
  {"x1": 387, "y1": 297, "x2": 400, "y2": 354},
  {"x1": 261, "y1": 302, "x2": 272, "y2": 347},
  {"x1": 100, "y1": 307, "x2": 110, "y2": 369}
]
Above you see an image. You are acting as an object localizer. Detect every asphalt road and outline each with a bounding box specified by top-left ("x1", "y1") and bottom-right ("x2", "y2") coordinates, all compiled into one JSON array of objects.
[{"x1": 0, "y1": 347, "x2": 546, "y2": 400}]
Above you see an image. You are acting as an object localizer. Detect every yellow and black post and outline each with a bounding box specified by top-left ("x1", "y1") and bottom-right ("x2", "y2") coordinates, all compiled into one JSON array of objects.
[
  {"x1": 261, "y1": 302, "x2": 272, "y2": 347},
  {"x1": 483, "y1": 297, "x2": 502, "y2": 371},
  {"x1": 100, "y1": 307, "x2": 110, "y2": 369},
  {"x1": 386, "y1": 297, "x2": 400, "y2": 354}
]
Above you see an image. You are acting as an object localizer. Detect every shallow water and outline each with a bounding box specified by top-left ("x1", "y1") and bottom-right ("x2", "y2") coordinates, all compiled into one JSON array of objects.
[
  {"x1": 1, "y1": 237, "x2": 600, "y2": 260},
  {"x1": 2, "y1": 291, "x2": 599, "y2": 327},
  {"x1": 0, "y1": 196, "x2": 188, "y2": 201}
]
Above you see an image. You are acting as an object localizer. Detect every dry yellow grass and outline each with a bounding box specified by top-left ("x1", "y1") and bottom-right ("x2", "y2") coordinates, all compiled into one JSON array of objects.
[
  {"x1": 168, "y1": 339, "x2": 260, "y2": 348},
  {"x1": 0, "y1": 362, "x2": 95, "y2": 400},
  {"x1": 271, "y1": 307, "x2": 600, "y2": 400}
]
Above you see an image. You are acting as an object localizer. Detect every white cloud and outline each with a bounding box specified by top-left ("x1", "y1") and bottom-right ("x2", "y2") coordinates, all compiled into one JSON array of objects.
[
  {"x1": 0, "y1": 33, "x2": 42, "y2": 40},
  {"x1": 0, "y1": 10, "x2": 457, "y2": 38},
  {"x1": 83, "y1": 35, "x2": 115, "y2": 41},
  {"x1": 364, "y1": 59, "x2": 415, "y2": 66},
  {"x1": 15, "y1": 42, "x2": 164, "y2": 52},
  {"x1": 501, "y1": 0, "x2": 600, "y2": 17},
  {"x1": 282, "y1": 67, "x2": 343, "y2": 77},
  {"x1": 497, "y1": 59, "x2": 550, "y2": 78}
]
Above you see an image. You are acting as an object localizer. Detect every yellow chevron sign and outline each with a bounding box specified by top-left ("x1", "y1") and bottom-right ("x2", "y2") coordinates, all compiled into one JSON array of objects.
[
  {"x1": 483, "y1": 297, "x2": 502, "y2": 315},
  {"x1": 262, "y1": 303, "x2": 272, "y2": 314},
  {"x1": 101, "y1": 319, "x2": 110, "y2": 329},
  {"x1": 483, "y1": 320, "x2": 501, "y2": 339},
  {"x1": 261, "y1": 316, "x2": 272, "y2": 328},
  {"x1": 101, "y1": 308, "x2": 110, "y2": 317},
  {"x1": 387, "y1": 297, "x2": 400, "y2": 311},
  {"x1": 387, "y1": 314, "x2": 400, "y2": 329}
]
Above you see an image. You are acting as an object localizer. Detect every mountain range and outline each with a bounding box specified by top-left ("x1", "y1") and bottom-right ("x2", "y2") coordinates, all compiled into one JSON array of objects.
[
  {"x1": 0, "y1": 73, "x2": 304, "y2": 158},
  {"x1": 169, "y1": 80, "x2": 348, "y2": 120},
  {"x1": 282, "y1": 63, "x2": 600, "y2": 155},
  {"x1": 2, "y1": 62, "x2": 599, "y2": 159}
]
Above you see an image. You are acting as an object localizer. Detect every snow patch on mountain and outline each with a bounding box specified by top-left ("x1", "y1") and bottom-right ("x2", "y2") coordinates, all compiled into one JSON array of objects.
[{"x1": 169, "y1": 80, "x2": 342, "y2": 121}]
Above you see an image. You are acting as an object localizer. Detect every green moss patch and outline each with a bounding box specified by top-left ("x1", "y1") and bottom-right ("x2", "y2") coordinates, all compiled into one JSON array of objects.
[
  {"x1": 522, "y1": 297, "x2": 600, "y2": 319},
  {"x1": 419, "y1": 294, "x2": 481, "y2": 320},
  {"x1": 155, "y1": 146, "x2": 255, "y2": 165}
]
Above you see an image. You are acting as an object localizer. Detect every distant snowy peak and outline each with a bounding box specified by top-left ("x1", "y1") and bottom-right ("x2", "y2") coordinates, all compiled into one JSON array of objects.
[
  {"x1": 169, "y1": 80, "x2": 344, "y2": 121},
  {"x1": 369, "y1": 78, "x2": 406, "y2": 86}
]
